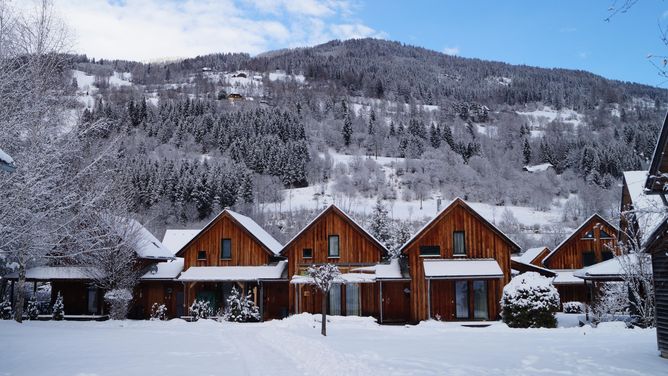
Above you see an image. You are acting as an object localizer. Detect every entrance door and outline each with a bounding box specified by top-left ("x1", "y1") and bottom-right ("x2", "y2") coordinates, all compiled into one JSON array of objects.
[
  {"x1": 381, "y1": 282, "x2": 409, "y2": 323},
  {"x1": 175, "y1": 291, "x2": 184, "y2": 317},
  {"x1": 455, "y1": 281, "x2": 469, "y2": 319},
  {"x1": 473, "y1": 280, "x2": 489, "y2": 320}
]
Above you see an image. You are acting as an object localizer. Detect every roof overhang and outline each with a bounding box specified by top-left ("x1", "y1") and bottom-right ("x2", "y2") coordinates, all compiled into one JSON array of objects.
[{"x1": 423, "y1": 259, "x2": 503, "y2": 280}]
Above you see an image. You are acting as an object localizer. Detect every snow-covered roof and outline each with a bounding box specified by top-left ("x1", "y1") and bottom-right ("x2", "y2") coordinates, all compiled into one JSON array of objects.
[
  {"x1": 523, "y1": 163, "x2": 554, "y2": 173},
  {"x1": 422, "y1": 259, "x2": 503, "y2": 279},
  {"x1": 350, "y1": 259, "x2": 404, "y2": 279},
  {"x1": 177, "y1": 261, "x2": 286, "y2": 282},
  {"x1": 4, "y1": 266, "x2": 96, "y2": 281},
  {"x1": 622, "y1": 170, "x2": 666, "y2": 244},
  {"x1": 400, "y1": 198, "x2": 521, "y2": 253},
  {"x1": 226, "y1": 210, "x2": 283, "y2": 255},
  {"x1": 281, "y1": 204, "x2": 388, "y2": 255},
  {"x1": 162, "y1": 229, "x2": 200, "y2": 255},
  {"x1": 141, "y1": 258, "x2": 184, "y2": 280},
  {"x1": 509, "y1": 258, "x2": 557, "y2": 277},
  {"x1": 542, "y1": 214, "x2": 617, "y2": 265},
  {"x1": 290, "y1": 272, "x2": 377, "y2": 284},
  {"x1": 512, "y1": 247, "x2": 547, "y2": 264},
  {"x1": 573, "y1": 254, "x2": 649, "y2": 280},
  {"x1": 552, "y1": 269, "x2": 583, "y2": 285},
  {"x1": 177, "y1": 209, "x2": 283, "y2": 257},
  {"x1": 129, "y1": 219, "x2": 174, "y2": 260}
]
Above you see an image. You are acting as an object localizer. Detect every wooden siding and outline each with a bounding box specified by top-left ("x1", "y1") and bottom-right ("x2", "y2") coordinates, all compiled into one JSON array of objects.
[
  {"x1": 180, "y1": 213, "x2": 274, "y2": 270},
  {"x1": 283, "y1": 206, "x2": 385, "y2": 316},
  {"x1": 554, "y1": 284, "x2": 587, "y2": 306},
  {"x1": 401, "y1": 199, "x2": 517, "y2": 323},
  {"x1": 528, "y1": 248, "x2": 550, "y2": 266},
  {"x1": 652, "y1": 244, "x2": 668, "y2": 357},
  {"x1": 543, "y1": 215, "x2": 618, "y2": 270},
  {"x1": 50, "y1": 281, "x2": 104, "y2": 315},
  {"x1": 132, "y1": 281, "x2": 182, "y2": 319}
]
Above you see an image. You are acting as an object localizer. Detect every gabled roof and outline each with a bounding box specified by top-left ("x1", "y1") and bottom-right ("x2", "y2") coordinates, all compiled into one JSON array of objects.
[
  {"x1": 175, "y1": 209, "x2": 283, "y2": 257},
  {"x1": 512, "y1": 246, "x2": 549, "y2": 264},
  {"x1": 128, "y1": 218, "x2": 174, "y2": 260},
  {"x1": 644, "y1": 110, "x2": 668, "y2": 193},
  {"x1": 279, "y1": 204, "x2": 388, "y2": 256},
  {"x1": 542, "y1": 213, "x2": 618, "y2": 265},
  {"x1": 622, "y1": 170, "x2": 665, "y2": 244},
  {"x1": 399, "y1": 198, "x2": 521, "y2": 253},
  {"x1": 162, "y1": 229, "x2": 200, "y2": 255}
]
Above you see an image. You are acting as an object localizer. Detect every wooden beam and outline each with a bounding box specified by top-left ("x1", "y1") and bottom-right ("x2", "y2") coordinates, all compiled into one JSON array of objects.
[{"x1": 427, "y1": 279, "x2": 431, "y2": 320}]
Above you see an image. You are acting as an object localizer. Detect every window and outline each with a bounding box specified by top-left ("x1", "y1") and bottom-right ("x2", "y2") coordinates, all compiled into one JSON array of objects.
[
  {"x1": 582, "y1": 230, "x2": 595, "y2": 239},
  {"x1": 328, "y1": 284, "x2": 342, "y2": 315},
  {"x1": 197, "y1": 250, "x2": 207, "y2": 260},
  {"x1": 220, "y1": 239, "x2": 232, "y2": 259},
  {"x1": 473, "y1": 281, "x2": 488, "y2": 320},
  {"x1": 602, "y1": 251, "x2": 614, "y2": 261},
  {"x1": 302, "y1": 248, "x2": 313, "y2": 259},
  {"x1": 328, "y1": 235, "x2": 339, "y2": 258},
  {"x1": 600, "y1": 229, "x2": 613, "y2": 239},
  {"x1": 345, "y1": 284, "x2": 361, "y2": 316},
  {"x1": 453, "y1": 231, "x2": 466, "y2": 255},
  {"x1": 582, "y1": 251, "x2": 596, "y2": 267},
  {"x1": 419, "y1": 245, "x2": 440, "y2": 257}
]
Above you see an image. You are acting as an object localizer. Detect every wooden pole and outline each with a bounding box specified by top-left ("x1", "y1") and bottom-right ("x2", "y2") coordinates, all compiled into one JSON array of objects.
[
  {"x1": 259, "y1": 282, "x2": 264, "y2": 322},
  {"x1": 427, "y1": 279, "x2": 431, "y2": 320},
  {"x1": 379, "y1": 281, "x2": 383, "y2": 324}
]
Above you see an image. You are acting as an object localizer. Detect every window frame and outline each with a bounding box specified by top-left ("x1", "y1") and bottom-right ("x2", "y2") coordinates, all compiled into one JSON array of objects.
[
  {"x1": 328, "y1": 235, "x2": 340, "y2": 258},
  {"x1": 220, "y1": 238, "x2": 232, "y2": 260},
  {"x1": 302, "y1": 248, "x2": 313, "y2": 259},
  {"x1": 453, "y1": 231, "x2": 466, "y2": 256},
  {"x1": 419, "y1": 245, "x2": 441, "y2": 257},
  {"x1": 197, "y1": 250, "x2": 207, "y2": 261}
]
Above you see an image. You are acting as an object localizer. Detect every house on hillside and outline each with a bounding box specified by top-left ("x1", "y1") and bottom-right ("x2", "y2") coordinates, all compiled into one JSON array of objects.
[
  {"x1": 638, "y1": 111, "x2": 668, "y2": 358},
  {"x1": 399, "y1": 198, "x2": 520, "y2": 322},
  {"x1": 282, "y1": 204, "x2": 408, "y2": 322},
  {"x1": 174, "y1": 209, "x2": 288, "y2": 321},
  {"x1": 523, "y1": 163, "x2": 554, "y2": 173},
  {"x1": 542, "y1": 214, "x2": 619, "y2": 305}
]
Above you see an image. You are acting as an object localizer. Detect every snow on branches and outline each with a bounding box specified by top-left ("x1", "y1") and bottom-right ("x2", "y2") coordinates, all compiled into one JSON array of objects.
[
  {"x1": 501, "y1": 272, "x2": 560, "y2": 328},
  {"x1": 222, "y1": 287, "x2": 260, "y2": 322}
]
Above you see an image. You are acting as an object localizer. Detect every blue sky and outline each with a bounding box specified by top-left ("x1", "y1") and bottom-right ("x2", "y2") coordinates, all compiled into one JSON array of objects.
[{"x1": 60, "y1": 0, "x2": 668, "y2": 87}]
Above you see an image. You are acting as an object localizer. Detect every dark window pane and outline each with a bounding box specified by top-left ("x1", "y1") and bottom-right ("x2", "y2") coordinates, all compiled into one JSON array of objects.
[
  {"x1": 473, "y1": 280, "x2": 488, "y2": 320},
  {"x1": 329, "y1": 284, "x2": 342, "y2": 315},
  {"x1": 221, "y1": 239, "x2": 232, "y2": 259},
  {"x1": 197, "y1": 250, "x2": 207, "y2": 260},
  {"x1": 419, "y1": 245, "x2": 440, "y2": 257},
  {"x1": 328, "y1": 235, "x2": 339, "y2": 257},
  {"x1": 453, "y1": 231, "x2": 466, "y2": 255},
  {"x1": 303, "y1": 248, "x2": 313, "y2": 258},
  {"x1": 582, "y1": 230, "x2": 595, "y2": 239},
  {"x1": 602, "y1": 251, "x2": 614, "y2": 261},
  {"x1": 583, "y1": 251, "x2": 596, "y2": 266},
  {"x1": 600, "y1": 230, "x2": 613, "y2": 239}
]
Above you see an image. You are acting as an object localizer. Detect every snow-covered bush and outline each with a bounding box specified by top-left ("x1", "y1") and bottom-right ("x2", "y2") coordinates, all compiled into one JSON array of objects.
[
  {"x1": 104, "y1": 288, "x2": 133, "y2": 320},
  {"x1": 27, "y1": 295, "x2": 40, "y2": 320},
  {"x1": 563, "y1": 301, "x2": 583, "y2": 314},
  {"x1": 189, "y1": 300, "x2": 212, "y2": 321},
  {"x1": 501, "y1": 272, "x2": 560, "y2": 328},
  {"x1": 0, "y1": 299, "x2": 12, "y2": 320},
  {"x1": 52, "y1": 292, "x2": 64, "y2": 321},
  {"x1": 223, "y1": 287, "x2": 260, "y2": 323},
  {"x1": 150, "y1": 303, "x2": 167, "y2": 321}
]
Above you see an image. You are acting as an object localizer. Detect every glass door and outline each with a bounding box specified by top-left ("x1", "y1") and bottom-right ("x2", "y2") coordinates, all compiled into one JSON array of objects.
[
  {"x1": 345, "y1": 284, "x2": 360, "y2": 316},
  {"x1": 328, "y1": 284, "x2": 342, "y2": 315},
  {"x1": 455, "y1": 281, "x2": 469, "y2": 319},
  {"x1": 473, "y1": 280, "x2": 488, "y2": 320}
]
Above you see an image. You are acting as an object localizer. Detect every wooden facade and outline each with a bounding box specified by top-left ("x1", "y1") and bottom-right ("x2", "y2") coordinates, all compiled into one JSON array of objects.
[
  {"x1": 542, "y1": 214, "x2": 618, "y2": 270},
  {"x1": 281, "y1": 205, "x2": 388, "y2": 318},
  {"x1": 400, "y1": 198, "x2": 519, "y2": 323},
  {"x1": 175, "y1": 209, "x2": 288, "y2": 320}
]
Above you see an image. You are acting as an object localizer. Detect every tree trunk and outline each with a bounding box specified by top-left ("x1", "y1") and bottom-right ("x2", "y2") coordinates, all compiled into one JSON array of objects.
[
  {"x1": 321, "y1": 290, "x2": 327, "y2": 336},
  {"x1": 14, "y1": 263, "x2": 25, "y2": 323}
]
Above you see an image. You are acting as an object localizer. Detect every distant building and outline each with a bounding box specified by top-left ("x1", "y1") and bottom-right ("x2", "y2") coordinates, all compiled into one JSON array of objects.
[
  {"x1": 228, "y1": 93, "x2": 244, "y2": 100},
  {"x1": 523, "y1": 163, "x2": 554, "y2": 173}
]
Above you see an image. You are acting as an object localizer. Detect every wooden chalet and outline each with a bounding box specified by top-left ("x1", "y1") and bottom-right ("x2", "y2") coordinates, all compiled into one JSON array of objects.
[
  {"x1": 542, "y1": 214, "x2": 619, "y2": 305},
  {"x1": 399, "y1": 198, "x2": 520, "y2": 323},
  {"x1": 174, "y1": 209, "x2": 288, "y2": 321},
  {"x1": 639, "y1": 111, "x2": 668, "y2": 358},
  {"x1": 510, "y1": 247, "x2": 556, "y2": 278},
  {"x1": 281, "y1": 204, "x2": 408, "y2": 323}
]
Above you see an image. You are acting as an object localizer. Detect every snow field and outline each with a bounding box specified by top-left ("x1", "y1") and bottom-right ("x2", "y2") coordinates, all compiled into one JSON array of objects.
[{"x1": 0, "y1": 314, "x2": 665, "y2": 376}]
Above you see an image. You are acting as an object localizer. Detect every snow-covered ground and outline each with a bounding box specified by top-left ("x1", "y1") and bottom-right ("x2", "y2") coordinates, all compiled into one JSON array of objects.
[
  {"x1": 0, "y1": 315, "x2": 664, "y2": 375},
  {"x1": 516, "y1": 106, "x2": 585, "y2": 138}
]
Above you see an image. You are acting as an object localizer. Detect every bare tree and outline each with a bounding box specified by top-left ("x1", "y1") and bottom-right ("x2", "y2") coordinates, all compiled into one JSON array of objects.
[{"x1": 307, "y1": 264, "x2": 342, "y2": 336}]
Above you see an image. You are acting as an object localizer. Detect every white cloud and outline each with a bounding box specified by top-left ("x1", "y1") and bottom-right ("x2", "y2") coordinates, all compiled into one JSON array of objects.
[
  {"x1": 443, "y1": 46, "x2": 460, "y2": 55},
  {"x1": 56, "y1": 0, "x2": 382, "y2": 61}
]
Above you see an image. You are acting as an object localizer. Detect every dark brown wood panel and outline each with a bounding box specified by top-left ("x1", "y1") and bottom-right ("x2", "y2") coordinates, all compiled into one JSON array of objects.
[
  {"x1": 381, "y1": 281, "x2": 410, "y2": 323},
  {"x1": 401, "y1": 199, "x2": 517, "y2": 323},
  {"x1": 543, "y1": 215, "x2": 618, "y2": 269}
]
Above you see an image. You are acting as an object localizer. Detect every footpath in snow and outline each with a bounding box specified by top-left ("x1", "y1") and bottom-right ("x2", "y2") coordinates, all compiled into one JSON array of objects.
[{"x1": 0, "y1": 314, "x2": 665, "y2": 376}]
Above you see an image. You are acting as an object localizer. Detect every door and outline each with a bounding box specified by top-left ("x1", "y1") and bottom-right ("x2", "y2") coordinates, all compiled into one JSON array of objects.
[
  {"x1": 87, "y1": 288, "x2": 98, "y2": 315},
  {"x1": 345, "y1": 284, "x2": 361, "y2": 316},
  {"x1": 175, "y1": 291, "x2": 184, "y2": 317},
  {"x1": 473, "y1": 280, "x2": 489, "y2": 320},
  {"x1": 381, "y1": 282, "x2": 409, "y2": 323},
  {"x1": 455, "y1": 281, "x2": 469, "y2": 319}
]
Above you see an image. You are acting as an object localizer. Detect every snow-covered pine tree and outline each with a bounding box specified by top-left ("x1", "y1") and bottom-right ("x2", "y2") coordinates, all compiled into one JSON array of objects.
[
  {"x1": 0, "y1": 299, "x2": 12, "y2": 320},
  {"x1": 52, "y1": 292, "x2": 64, "y2": 321},
  {"x1": 307, "y1": 264, "x2": 342, "y2": 336},
  {"x1": 522, "y1": 137, "x2": 531, "y2": 165},
  {"x1": 389, "y1": 221, "x2": 413, "y2": 258},
  {"x1": 342, "y1": 114, "x2": 353, "y2": 147},
  {"x1": 501, "y1": 272, "x2": 560, "y2": 328},
  {"x1": 27, "y1": 295, "x2": 39, "y2": 320},
  {"x1": 189, "y1": 299, "x2": 212, "y2": 321},
  {"x1": 104, "y1": 289, "x2": 133, "y2": 320},
  {"x1": 150, "y1": 303, "x2": 168, "y2": 321},
  {"x1": 223, "y1": 287, "x2": 260, "y2": 322},
  {"x1": 369, "y1": 199, "x2": 392, "y2": 249}
]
